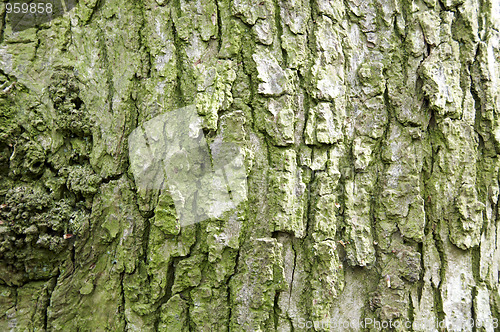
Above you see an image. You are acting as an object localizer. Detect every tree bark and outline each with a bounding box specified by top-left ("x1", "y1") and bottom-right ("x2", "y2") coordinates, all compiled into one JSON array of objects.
[{"x1": 0, "y1": 0, "x2": 499, "y2": 331}]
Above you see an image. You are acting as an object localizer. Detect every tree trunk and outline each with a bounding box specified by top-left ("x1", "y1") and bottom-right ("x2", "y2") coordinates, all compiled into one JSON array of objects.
[{"x1": 0, "y1": 0, "x2": 499, "y2": 331}]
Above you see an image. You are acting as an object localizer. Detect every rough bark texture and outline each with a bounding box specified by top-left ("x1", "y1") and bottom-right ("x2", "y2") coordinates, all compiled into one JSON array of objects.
[{"x1": 0, "y1": 0, "x2": 499, "y2": 331}]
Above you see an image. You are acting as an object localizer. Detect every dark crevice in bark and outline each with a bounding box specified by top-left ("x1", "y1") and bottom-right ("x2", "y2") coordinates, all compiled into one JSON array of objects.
[
  {"x1": 32, "y1": 36, "x2": 41, "y2": 63},
  {"x1": 369, "y1": 169, "x2": 380, "y2": 267},
  {"x1": 101, "y1": 173, "x2": 123, "y2": 184},
  {"x1": 94, "y1": 24, "x2": 115, "y2": 124},
  {"x1": 432, "y1": 225, "x2": 446, "y2": 323},
  {"x1": 425, "y1": 39, "x2": 431, "y2": 58},
  {"x1": 42, "y1": 286, "x2": 49, "y2": 330},
  {"x1": 153, "y1": 256, "x2": 181, "y2": 330},
  {"x1": 43, "y1": 271, "x2": 59, "y2": 330},
  {"x1": 469, "y1": 40, "x2": 491, "y2": 300},
  {"x1": 141, "y1": 215, "x2": 152, "y2": 266},
  {"x1": 135, "y1": 0, "x2": 150, "y2": 82},
  {"x1": 240, "y1": 53, "x2": 257, "y2": 135},
  {"x1": 305, "y1": 0, "x2": 316, "y2": 71},
  {"x1": 273, "y1": 290, "x2": 280, "y2": 331},
  {"x1": 119, "y1": 271, "x2": 127, "y2": 332},
  {"x1": 436, "y1": 0, "x2": 448, "y2": 12},
  {"x1": 272, "y1": 0, "x2": 286, "y2": 66},
  {"x1": 426, "y1": 99, "x2": 436, "y2": 132},
  {"x1": 85, "y1": 0, "x2": 105, "y2": 25},
  {"x1": 472, "y1": 286, "x2": 479, "y2": 332},
  {"x1": 408, "y1": 292, "x2": 415, "y2": 331},
  {"x1": 304, "y1": 170, "x2": 315, "y2": 237},
  {"x1": 0, "y1": 3, "x2": 6, "y2": 44},
  {"x1": 289, "y1": 237, "x2": 297, "y2": 307},
  {"x1": 214, "y1": 0, "x2": 223, "y2": 56},
  {"x1": 417, "y1": 241, "x2": 425, "y2": 304},
  {"x1": 69, "y1": 240, "x2": 76, "y2": 273}
]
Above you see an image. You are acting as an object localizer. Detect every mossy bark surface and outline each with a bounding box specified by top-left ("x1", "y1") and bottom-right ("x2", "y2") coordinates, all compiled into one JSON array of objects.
[{"x1": 0, "y1": 0, "x2": 499, "y2": 331}]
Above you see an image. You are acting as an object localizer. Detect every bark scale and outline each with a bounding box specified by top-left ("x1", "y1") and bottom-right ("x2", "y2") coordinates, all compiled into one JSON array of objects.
[{"x1": 0, "y1": 0, "x2": 499, "y2": 331}]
